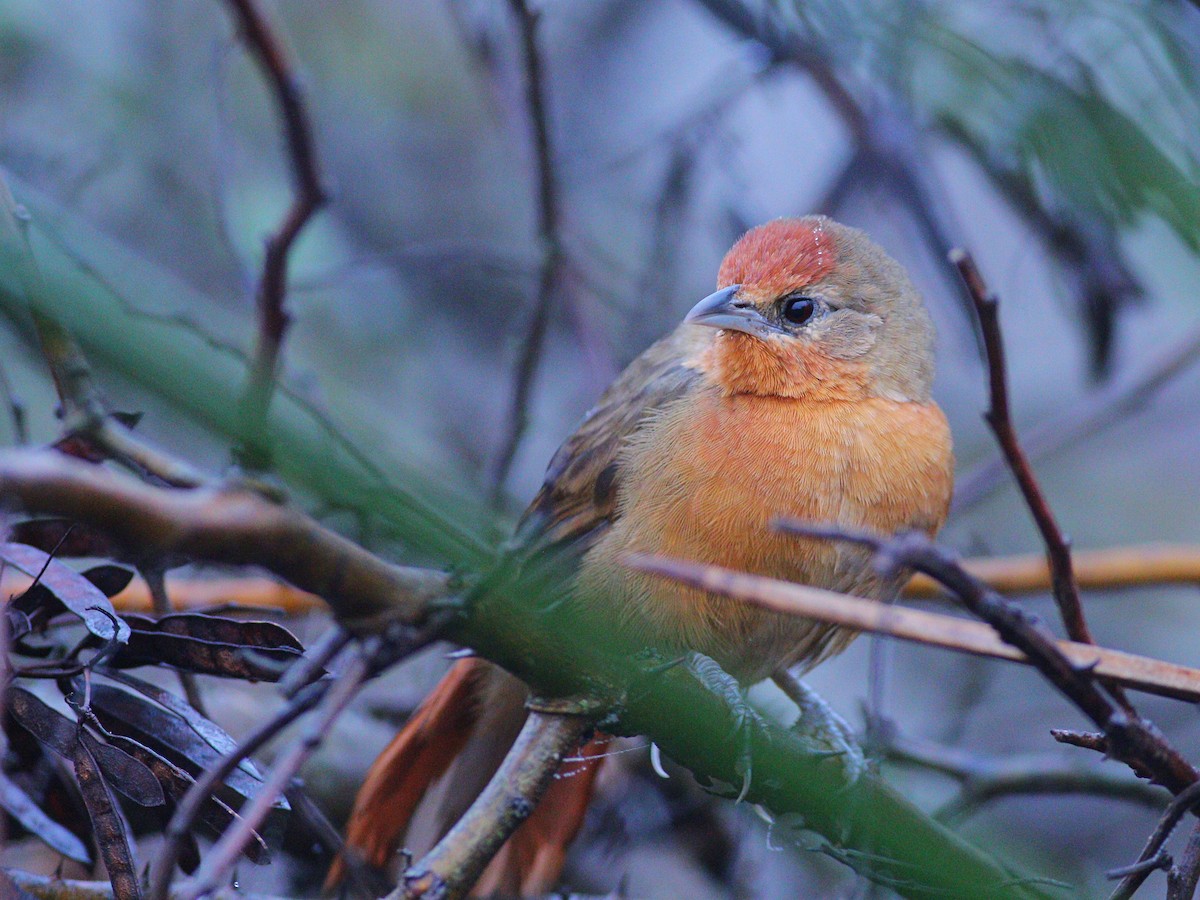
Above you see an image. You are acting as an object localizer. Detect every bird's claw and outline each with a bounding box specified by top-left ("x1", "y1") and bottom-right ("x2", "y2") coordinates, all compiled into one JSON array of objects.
[
  {"x1": 686, "y1": 653, "x2": 763, "y2": 802},
  {"x1": 774, "y1": 674, "x2": 866, "y2": 783}
]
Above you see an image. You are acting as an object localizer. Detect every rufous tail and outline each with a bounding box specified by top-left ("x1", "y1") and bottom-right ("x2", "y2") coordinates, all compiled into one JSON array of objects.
[{"x1": 326, "y1": 658, "x2": 603, "y2": 897}]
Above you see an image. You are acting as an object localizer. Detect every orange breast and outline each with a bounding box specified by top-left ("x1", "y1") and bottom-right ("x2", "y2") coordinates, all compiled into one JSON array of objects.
[{"x1": 577, "y1": 386, "x2": 953, "y2": 681}]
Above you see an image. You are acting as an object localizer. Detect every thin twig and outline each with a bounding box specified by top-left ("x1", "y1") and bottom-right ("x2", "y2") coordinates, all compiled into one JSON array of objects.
[
  {"x1": 951, "y1": 249, "x2": 1094, "y2": 648},
  {"x1": 394, "y1": 705, "x2": 593, "y2": 899},
  {"x1": 879, "y1": 732, "x2": 1165, "y2": 823},
  {"x1": 148, "y1": 678, "x2": 331, "y2": 899},
  {"x1": 1109, "y1": 781, "x2": 1200, "y2": 900},
  {"x1": 222, "y1": 0, "x2": 327, "y2": 453},
  {"x1": 178, "y1": 653, "x2": 370, "y2": 900},
  {"x1": 490, "y1": 0, "x2": 565, "y2": 500},
  {"x1": 1168, "y1": 819, "x2": 1200, "y2": 900},
  {"x1": 954, "y1": 321, "x2": 1200, "y2": 512}
]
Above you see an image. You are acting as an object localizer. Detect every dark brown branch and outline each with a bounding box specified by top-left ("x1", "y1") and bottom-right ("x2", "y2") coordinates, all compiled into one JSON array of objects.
[
  {"x1": 771, "y1": 524, "x2": 1200, "y2": 795},
  {"x1": 490, "y1": 0, "x2": 566, "y2": 499},
  {"x1": 950, "y1": 249, "x2": 1095, "y2": 651},
  {"x1": 880, "y1": 732, "x2": 1165, "y2": 824},
  {"x1": 395, "y1": 705, "x2": 593, "y2": 899},
  {"x1": 222, "y1": 0, "x2": 327, "y2": 446},
  {"x1": 0, "y1": 449, "x2": 450, "y2": 632}
]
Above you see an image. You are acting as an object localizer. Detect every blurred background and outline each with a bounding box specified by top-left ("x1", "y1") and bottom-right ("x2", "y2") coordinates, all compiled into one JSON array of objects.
[{"x1": 3, "y1": 0, "x2": 1200, "y2": 896}]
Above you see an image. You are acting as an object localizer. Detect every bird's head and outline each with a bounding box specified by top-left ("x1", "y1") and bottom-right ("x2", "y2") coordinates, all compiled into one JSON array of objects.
[{"x1": 686, "y1": 216, "x2": 935, "y2": 402}]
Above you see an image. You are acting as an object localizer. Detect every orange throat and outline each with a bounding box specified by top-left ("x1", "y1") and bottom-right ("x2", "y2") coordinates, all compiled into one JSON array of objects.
[{"x1": 695, "y1": 330, "x2": 871, "y2": 401}]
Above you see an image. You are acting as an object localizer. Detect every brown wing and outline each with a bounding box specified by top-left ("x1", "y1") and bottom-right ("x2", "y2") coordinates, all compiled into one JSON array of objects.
[{"x1": 514, "y1": 324, "x2": 707, "y2": 554}]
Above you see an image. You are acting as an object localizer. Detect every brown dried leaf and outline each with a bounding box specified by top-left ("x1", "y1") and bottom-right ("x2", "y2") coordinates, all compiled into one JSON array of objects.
[
  {"x1": 9, "y1": 518, "x2": 126, "y2": 560},
  {"x1": 113, "y1": 615, "x2": 300, "y2": 680},
  {"x1": 82, "y1": 564, "x2": 136, "y2": 599},
  {"x1": 87, "y1": 683, "x2": 265, "y2": 802},
  {"x1": 73, "y1": 734, "x2": 142, "y2": 900},
  {"x1": 81, "y1": 731, "x2": 164, "y2": 808}
]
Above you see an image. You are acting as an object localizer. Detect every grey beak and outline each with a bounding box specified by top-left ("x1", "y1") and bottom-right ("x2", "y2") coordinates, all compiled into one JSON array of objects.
[{"x1": 685, "y1": 284, "x2": 776, "y2": 337}]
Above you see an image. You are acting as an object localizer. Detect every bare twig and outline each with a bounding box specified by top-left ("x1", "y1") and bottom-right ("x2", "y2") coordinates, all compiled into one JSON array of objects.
[
  {"x1": 394, "y1": 704, "x2": 593, "y2": 900},
  {"x1": 879, "y1": 732, "x2": 1165, "y2": 823},
  {"x1": 1168, "y1": 820, "x2": 1200, "y2": 900},
  {"x1": 178, "y1": 654, "x2": 369, "y2": 900},
  {"x1": 954, "y1": 321, "x2": 1200, "y2": 512},
  {"x1": 627, "y1": 551, "x2": 1200, "y2": 701},
  {"x1": 0, "y1": 449, "x2": 451, "y2": 632},
  {"x1": 1109, "y1": 781, "x2": 1200, "y2": 900},
  {"x1": 490, "y1": 0, "x2": 566, "y2": 499},
  {"x1": 952, "y1": 249, "x2": 1094, "y2": 648},
  {"x1": 148, "y1": 678, "x2": 331, "y2": 899},
  {"x1": 222, "y1": 0, "x2": 327, "y2": 451},
  {"x1": 5, "y1": 870, "x2": 288, "y2": 900}
]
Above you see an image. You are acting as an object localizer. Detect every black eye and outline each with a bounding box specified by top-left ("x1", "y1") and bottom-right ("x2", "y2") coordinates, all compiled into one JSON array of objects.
[{"x1": 781, "y1": 296, "x2": 816, "y2": 326}]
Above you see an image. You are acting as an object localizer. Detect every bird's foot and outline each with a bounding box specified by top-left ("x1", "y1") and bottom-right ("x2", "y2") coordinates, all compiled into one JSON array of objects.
[
  {"x1": 772, "y1": 671, "x2": 866, "y2": 783},
  {"x1": 687, "y1": 653, "x2": 764, "y2": 802}
]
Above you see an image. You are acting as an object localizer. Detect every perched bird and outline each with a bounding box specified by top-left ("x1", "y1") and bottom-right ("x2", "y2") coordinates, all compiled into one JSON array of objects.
[{"x1": 330, "y1": 217, "x2": 954, "y2": 896}]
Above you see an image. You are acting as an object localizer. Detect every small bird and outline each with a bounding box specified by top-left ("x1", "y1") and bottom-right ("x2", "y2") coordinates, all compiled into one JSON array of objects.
[{"x1": 330, "y1": 217, "x2": 954, "y2": 895}]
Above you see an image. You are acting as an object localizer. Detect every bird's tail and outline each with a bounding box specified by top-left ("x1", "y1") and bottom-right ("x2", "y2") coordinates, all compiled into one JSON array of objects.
[{"x1": 326, "y1": 658, "x2": 602, "y2": 897}]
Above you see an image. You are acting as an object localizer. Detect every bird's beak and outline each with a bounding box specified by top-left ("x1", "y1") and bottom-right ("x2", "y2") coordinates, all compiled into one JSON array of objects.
[{"x1": 685, "y1": 285, "x2": 776, "y2": 337}]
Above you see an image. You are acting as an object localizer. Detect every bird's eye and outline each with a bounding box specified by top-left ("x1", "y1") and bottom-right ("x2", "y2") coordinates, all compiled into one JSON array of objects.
[{"x1": 781, "y1": 296, "x2": 817, "y2": 326}]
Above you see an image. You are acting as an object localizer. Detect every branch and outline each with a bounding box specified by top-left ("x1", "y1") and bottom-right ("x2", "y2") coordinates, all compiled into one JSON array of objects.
[
  {"x1": 648, "y1": 523, "x2": 1200, "y2": 796},
  {"x1": 905, "y1": 544, "x2": 1200, "y2": 598},
  {"x1": 222, "y1": 0, "x2": 327, "y2": 449},
  {"x1": 954, "y1": 321, "x2": 1200, "y2": 512},
  {"x1": 175, "y1": 653, "x2": 370, "y2": 900},
  {"x1": 0, "y1": 449, "x2": 449, "y2": 632},
  {"x1": 1109, "y1": 780, "x2": 1200, "y2": 900},
  {"x1": 395, "y1": 705, "x2": 593, "y2": 899},
  {"x1": 627, "y1": 552, "x2": 1200, "y2": 701},
  {"x1": 490, "y1": 0, "x2": 566, "y2": 499},
  {"x1": 951, "y1": 249, "x2": 1096, "y2": 653}
]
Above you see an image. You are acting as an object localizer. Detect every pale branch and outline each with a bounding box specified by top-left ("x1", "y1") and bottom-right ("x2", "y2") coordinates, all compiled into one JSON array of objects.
[
  {"x1": 626, "y1": 553, "x2": 1200, "y2": 702},
  {"x1": 0, "y1": 449, "x2": 449, "y2": 632},
  {"x1": 4, "y1": 870, "x2": 287, "y2": 900},
  {"x1": 395, "y1": 706, "x2": 594, "y2": 900},
  {"x1": 490, "y1": 0, "x2": 567, "y2": 499},
  {"x1": 2, "y1": 541, "x2": 1184, "y2": 617},
  {"x1": 176, "y1": 652, "x2": 370, "y2": 900},
  {"x1": 222, "y1": 0, "x2": 327, "y2": 446},
  {"x1": 905, "y1": 544, "x2": 1200, "y2": 598}
]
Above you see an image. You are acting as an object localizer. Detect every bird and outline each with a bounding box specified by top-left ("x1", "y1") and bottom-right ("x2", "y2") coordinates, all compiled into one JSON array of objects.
[{"x1": 328, "y1": 216, "x2": 954, "y2": 896}]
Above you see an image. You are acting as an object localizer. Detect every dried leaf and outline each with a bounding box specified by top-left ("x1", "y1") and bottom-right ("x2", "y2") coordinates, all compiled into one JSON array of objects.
[
  {"x1": 100, "y1": 730, "x2": 270, "y2": 865},
  {"x1": 74, "y1": 735, "x2": 142, "y2": 900},
  {"x1": 82, "y1": 564, "x2": 136, "y2": 599},
  {"x1": 113, "y1": 614, "x2": 301, "y2": 680},
  {"x1": 0, "y1": 771, "x2": 91, "y2": 863},
  {"x1": 87, "y1": 683, "x2": 264, "y2": 802},
  {"x1": 2, "y1": 543, "x2": 129, "y2": 643},
  {"x1": 97, "y1": 670, "x2": 267, "y2": 781},
  {"x1": 9, "y1": 687, "x2": 77, "y2": 756},
  {"x1": 81, "y1": 731, "x2": 164, "y2": 808}
]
